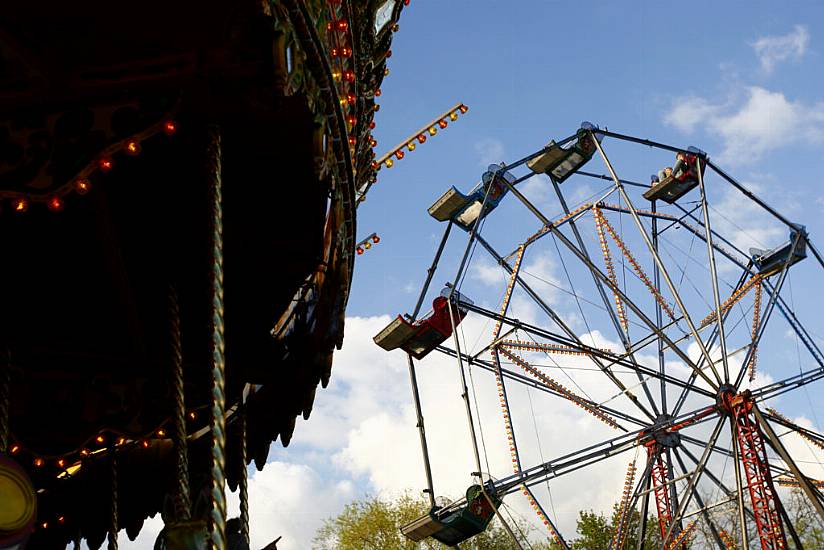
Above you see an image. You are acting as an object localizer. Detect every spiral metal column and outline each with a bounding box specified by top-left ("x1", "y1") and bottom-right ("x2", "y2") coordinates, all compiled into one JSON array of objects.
[
  {"x1": 206, "y1": 125, "x2": 227, "y2": 550},
  {"x1": 107, "y1": 452, "x2": 119, "y2": 550},
  {"x1": 0, "y1": 350, "x2": 9, "y2": 453},
  {"x1": 170, "y1": 287, "x2": 192, "y2": 520},
  {"x1": 239, "y1": 410, "x2": 249, "y2": 545}
]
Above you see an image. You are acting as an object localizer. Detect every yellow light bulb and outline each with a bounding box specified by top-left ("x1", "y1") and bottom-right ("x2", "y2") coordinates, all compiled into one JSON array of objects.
[
  {"x1": 407, "y1": 142, "x2": 416, "y2": 151},
  {"x1": 385, "y1": 158, "x2": 394, "y2": 168},
  {"x1": 428, "y1": 126, "x2": 437, "y2": 136}
]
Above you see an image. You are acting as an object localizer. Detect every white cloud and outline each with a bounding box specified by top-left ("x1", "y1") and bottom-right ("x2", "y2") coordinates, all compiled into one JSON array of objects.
[
  {"x1": 664, "y1": 87, "x2": 824, "y2": 164},
  {"x1": 470, "y1": 257, "x2": 507, "y2": 286},
  {"x1": 474, "y1": 138, "x2": 506, "y2": 167},
  {"x1": 752, "y1": 25, "x2": 809, "y2": 74},
  {"x1": 227, "y1": 462, "x2": 354, "y2": 550},
  {"x1": 664, "y1": 96, "x2": 723, "y2": 135}
]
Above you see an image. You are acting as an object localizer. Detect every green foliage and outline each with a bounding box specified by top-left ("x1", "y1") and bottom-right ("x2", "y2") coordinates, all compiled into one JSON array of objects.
[
  {"x1": 314, "y1": 488, "x2": 824, "y2": 549},
  {"x1": 547, "y1": 503, "x2": 662, "y2": 550},
  {"x1": 312, "y1": 493, "x2": 554, "y2": 550}
]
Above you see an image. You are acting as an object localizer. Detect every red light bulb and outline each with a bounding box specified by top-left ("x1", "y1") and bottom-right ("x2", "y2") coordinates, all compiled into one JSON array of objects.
[
  {"x1": 163, "y1": 121, "x2": 177, "y2": 135},
  {"x1": 48, "y1": 196, "x2": 64, "y2": 212},
  {"x1": 417, "y1": 134, "x2": 426, "y2": 144},
  {"x1": 356, "y1": 247, "x2": 364, "y2": 255},
  {"x1": 459, "y1": 104, "x2": 469, "y2": 114},
  {"x1": 395, "y1": 150, "x2": 404, "y2": 160},
  {"x1": 438, "y1": 119, "x2": 448, "y2": 129},
  {"x1": 99, "y1": 158, "x2": 114, "y2": 172},
  {"x1": 372, "y1": 235, "x2": 380, "y2": 243}
]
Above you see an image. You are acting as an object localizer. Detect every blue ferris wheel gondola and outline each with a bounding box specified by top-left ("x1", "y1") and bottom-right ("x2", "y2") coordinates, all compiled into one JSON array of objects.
[{"x1": 427, "y1": 164, "x2": 516, "y2": 231}]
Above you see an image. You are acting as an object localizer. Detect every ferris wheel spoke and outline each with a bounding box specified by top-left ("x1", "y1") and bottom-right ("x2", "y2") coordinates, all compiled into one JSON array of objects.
[
  {"x1": 764, "y1": 279, "x2": 824, "y2": 369},
  {"x1": 697, "y1": 160, "x2": 732, "y2": 385},
  {"x1": 707, "y1": 159, "x2": 800, "y2": 232},
  {"x1": 453, "y1": 303, "x2": 715, "y2": 400},
  {"x1": 671, "y1": 268, "x2": 752, "y2": 418},
  {"x1": 493, "y1": 180, "x2": 721, "y2": 393},
  {"x1": 732, "y1": 232, "x2": 804, "y2": 389},
  {"x1": 763, "y1": 409, "x2": 824, "y2": 450},
  {"x1": 551, "y1": 179, "x2": 662, "y2": 417},
  {"x1": 435, "y1": 345, "x2": 649, "y2": 428},
  {"x1": 662, "y1": 416, "x2": 726, "y2": 546},
  {"x1": 678, "y1": 444, "x2": 757, "y2": 525},
  {"x1": 591, "y1": 136, "x2": 724, "y2": 387},
  {"x1": 754, "y1": 405, "x2": 824, "y2": 523},
  {"x1": 670, "y1": 449, "x2": 727, "y2": 549},
  {"x1": 473, "y1": 234, "x2": 660, "y2": 421}
]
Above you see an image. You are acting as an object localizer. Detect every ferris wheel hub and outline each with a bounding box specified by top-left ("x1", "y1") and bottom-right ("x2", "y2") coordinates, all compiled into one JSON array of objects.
[{"x1": 716, "y1": 386, "x2": 752, "y2": 416}]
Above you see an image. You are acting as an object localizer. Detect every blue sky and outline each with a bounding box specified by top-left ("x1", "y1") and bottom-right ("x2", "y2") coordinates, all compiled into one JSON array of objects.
[{"x1": 121, "y1": 3, "x2": 824, "y2": 549}]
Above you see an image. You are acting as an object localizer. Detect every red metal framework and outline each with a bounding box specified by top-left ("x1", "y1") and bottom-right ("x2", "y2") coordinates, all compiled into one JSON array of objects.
[
  {"x1": 730, "y1": 394, "x2": 787, "y2": 549},
  {"x1": 647, "y1": 444, "x2": 675, "y2": 542}
]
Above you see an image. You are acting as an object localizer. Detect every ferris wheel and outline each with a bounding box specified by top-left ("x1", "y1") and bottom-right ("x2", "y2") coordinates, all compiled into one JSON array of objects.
[{"x1": 373, "y1": 122, "x2": 824, "y2": 549}]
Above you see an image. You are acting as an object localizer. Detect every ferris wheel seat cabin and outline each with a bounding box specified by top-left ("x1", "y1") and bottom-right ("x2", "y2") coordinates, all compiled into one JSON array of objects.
[
  {"x1": 750, "y1": 225, "x2": 808, "y2": 276},
  {"x1": 643, "y1": 146, "x2": 707, "y2": 204},
  {"x1": 401, "y1": 484, "x2": 501, "y2": 545},
  {"x1": 428, "y1": 165, "x2": 515, "y2": 231},
  {"x1": 373, "y1": 288, "x2": 474, "y2": 359},
  {"x1": 526, "y1": 121, "x2": 604, "y2": 183}
]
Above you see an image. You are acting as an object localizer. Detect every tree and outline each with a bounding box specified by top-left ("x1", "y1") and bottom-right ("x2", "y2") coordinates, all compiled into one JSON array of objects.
[
  {"x1": 312, "y1": 493, "x2": 554, "y2": 550},
  {"x1": 548, "y1": 503, "x2": 663, "y2": 550}
]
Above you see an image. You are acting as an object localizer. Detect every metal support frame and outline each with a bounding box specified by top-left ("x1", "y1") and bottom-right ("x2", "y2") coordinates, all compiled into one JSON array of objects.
[
  {"x1": 635, "y1": 459, "x2": 654, "y2": 550},
  {"x1": 733, "y1": 231, "x2": 803, "y2": 389},
  {"x1": 495, "y1": 178, "x2": 719, "y2": 392},
  {"x1": 729, "y1": 417, "x2": 750, "y2": 549},
  {"x1": 732, "y1": 401, "x2": 786, "y2": 550},
  {"x1": 590, "y1": 135, "x2": 722, "y2": 386},
  {"x1": 697, "y1": 158, "x2": 731, "y2": 384},
  {"x1": 458, "y1": 279, "x2": 716, "y2": 401},
  {"x1": 436, "y1": 345, "x2": 649, "y2": 428},
  {"x1": 390, "y1": 124, "x2": 824, "y2": 549},
  {"x1": 551, "y1": 178, "x2": 660, "y2": 417},
  {"x1": 755, "y1": 405, "x2": 824, "y2": 523},
  {"x1": 444, "y1": 178, "x2": 495, "y2": 482},
  {"x1": 662, "y1": 417, "x2": 726, "y2": 546},
  {"x1": 671, "y1": 450, "x2": 726, "y2": 549},
  {"x1": 407, "y1": 354, "x2": 437, "y2": 508},
  {"x1": 411, "y1": 222, "x2": 453, "y2": 319}
]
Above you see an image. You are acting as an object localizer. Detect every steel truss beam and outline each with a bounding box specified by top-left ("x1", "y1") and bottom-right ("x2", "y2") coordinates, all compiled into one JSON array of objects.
[
  {"x1": 494, "y1": 179, "x2": 719, "y2": 392},
  {"x1": 454, "y1": 301, "x2": 716, "y2": 399}
]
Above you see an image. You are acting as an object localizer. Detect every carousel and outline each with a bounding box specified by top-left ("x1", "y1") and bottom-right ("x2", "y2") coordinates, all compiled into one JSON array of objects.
[{"x1": 0, "y1": 1, "x2": 405, "y2": 548}]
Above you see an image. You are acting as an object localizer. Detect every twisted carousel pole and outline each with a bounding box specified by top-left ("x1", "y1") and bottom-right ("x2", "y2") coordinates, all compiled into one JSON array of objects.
[
  {"x1": 107, "y1": 452, "x2": 119, "y2": 550},
  {"x1": 239, "y1": 409, "x2": 250, "y2": 546},
  {"x1": 0, "y1": 349, "x2": 9, "y2": 453},
  {"x1": 170, "y1": 287, "x2": 191, "y2": 520},
  {"x1": 207, "y1": 125, "x2": 228, "y2": 550}
]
